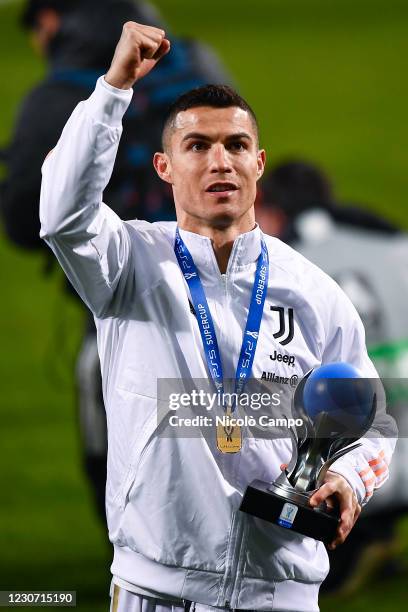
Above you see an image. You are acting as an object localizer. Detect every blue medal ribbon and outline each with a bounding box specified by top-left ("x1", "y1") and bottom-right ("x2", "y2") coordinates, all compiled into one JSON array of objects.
[{"x1": 174, "y1": 227, "x2": 269, "y2": 412}]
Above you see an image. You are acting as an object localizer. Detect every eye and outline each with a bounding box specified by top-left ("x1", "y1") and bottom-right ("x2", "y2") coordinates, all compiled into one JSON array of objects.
[
  {"x1": 191, "y1": 142, "x2": 208, "y2": 152},
  {"x1": 228, "y1": 141, "x2": 246, "y2": 152}
]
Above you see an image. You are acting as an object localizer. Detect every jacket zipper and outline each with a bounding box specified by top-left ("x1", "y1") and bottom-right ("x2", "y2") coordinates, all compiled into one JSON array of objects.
[
  {"x1": 211, "y1": 253, "x2": 246, "y2": 606},
  {"x1": 219, "y1": 267, "x2": 246, "y2": 606}
]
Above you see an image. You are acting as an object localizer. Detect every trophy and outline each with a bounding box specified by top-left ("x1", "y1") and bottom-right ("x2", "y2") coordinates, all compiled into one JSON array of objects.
[{"x1": 240, "y1": 362, "x2": 377, "y2": 544}]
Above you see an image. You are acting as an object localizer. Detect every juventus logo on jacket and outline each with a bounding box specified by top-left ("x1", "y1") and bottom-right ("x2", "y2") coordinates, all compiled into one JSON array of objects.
[{"x1": 270, "y1": 306, "x2": 294, "y2": 346}]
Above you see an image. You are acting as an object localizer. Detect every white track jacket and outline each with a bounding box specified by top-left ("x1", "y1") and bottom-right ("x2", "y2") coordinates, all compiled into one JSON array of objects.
[{"x1": 40, "y1": 77, "x2": 396, "y2": 611}]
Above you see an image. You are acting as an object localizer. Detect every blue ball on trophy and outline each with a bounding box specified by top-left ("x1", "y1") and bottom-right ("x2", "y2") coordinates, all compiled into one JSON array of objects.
[{"x1": 302, "y1": 362, "x2": 375, "y2": 432}]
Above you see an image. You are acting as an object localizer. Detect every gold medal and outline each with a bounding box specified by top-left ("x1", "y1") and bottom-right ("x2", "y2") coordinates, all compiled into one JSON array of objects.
[{"x1": 216, "y1": 406, "x2": 242, "y2": 453}]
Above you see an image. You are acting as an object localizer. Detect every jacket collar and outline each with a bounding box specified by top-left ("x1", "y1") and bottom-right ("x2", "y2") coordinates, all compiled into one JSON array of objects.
[{"x1": 177, "y1": 224, "x2": 263, "y2": 276}]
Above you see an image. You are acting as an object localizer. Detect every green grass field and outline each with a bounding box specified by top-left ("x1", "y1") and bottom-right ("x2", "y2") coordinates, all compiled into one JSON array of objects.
[{"x1": 0, "y1": 1, "x2": 407, "y2": 610}]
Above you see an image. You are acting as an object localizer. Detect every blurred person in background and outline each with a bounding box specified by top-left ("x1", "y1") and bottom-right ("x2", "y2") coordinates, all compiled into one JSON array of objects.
[
  {"x1": 257, "y1": 160, "x2": 408, "y2": 594},
  {"x1": 0, "y1": 0, "x2": 231, "y2": 523}
]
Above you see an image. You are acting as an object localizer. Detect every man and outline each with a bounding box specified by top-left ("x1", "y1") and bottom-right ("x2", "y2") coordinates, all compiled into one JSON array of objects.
[
  {"x1": 40, "y1": 22, "x2": 395, "y2": 612},
  {"x1": 1, "y1": 0, "x2": 230, "y2": 521}
]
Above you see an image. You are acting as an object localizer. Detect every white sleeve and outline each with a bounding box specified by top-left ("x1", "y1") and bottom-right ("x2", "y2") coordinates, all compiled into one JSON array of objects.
[
  {"x1": 321, "y1": 283, "x2": 397, "y2": 506},
  {"x1": 40, "y1": 76, "x2": 134, "y2": 317}
]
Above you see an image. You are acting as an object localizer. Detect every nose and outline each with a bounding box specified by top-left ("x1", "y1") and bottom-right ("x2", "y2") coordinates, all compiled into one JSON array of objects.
[{"x1": 209, "y1": 143, "x2": 232, "y2": 173}]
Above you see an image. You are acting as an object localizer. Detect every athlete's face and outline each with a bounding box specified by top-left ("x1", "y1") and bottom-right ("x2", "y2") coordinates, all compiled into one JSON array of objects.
[{"x1": 154, "y1": 106, "x2": 265, "y2": 230}]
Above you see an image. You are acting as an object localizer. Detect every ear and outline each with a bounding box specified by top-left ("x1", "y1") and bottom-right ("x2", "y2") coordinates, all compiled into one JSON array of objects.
[
  {"x1": 256, "y1": 149, "x2": 266, "y2": 181},
  {"x1": 153, "y1": 152, "x2": 173, "y2": 184}
]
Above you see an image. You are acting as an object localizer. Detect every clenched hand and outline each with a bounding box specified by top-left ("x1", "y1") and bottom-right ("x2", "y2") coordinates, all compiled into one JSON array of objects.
[{"x1": 105, "y1": 21, "x2": 170, "y2": 90}]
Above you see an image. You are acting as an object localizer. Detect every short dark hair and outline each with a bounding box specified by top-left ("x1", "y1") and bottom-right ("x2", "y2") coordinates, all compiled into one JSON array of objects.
[{"x1": 162, "y1": 84, "x2": 259, "y2": 151}]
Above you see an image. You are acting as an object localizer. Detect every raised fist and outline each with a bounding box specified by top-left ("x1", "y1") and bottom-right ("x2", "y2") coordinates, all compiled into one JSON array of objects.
[{"x1": 105, "y1": 22, "x2": 170, "y2": 90}]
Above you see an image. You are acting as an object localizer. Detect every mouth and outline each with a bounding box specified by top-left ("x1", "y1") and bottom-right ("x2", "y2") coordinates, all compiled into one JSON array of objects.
[{"x1": 205, "y1": 182, "x2": 239, "y2": 196}]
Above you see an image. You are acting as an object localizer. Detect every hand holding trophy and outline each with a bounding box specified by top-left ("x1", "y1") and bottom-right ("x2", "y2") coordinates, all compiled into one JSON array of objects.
[{"x1": 240, "y1": 363, "x2": 377, "y2": 544}]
